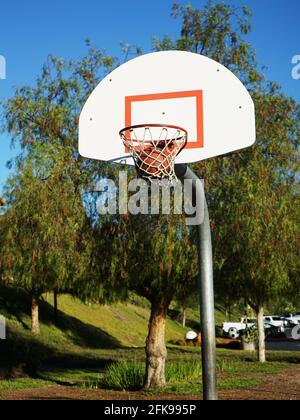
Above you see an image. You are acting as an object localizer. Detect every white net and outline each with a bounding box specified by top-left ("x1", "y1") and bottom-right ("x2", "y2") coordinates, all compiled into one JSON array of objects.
[{"x1": 120, "y1": 124, "x2": 187, "y2": 181}]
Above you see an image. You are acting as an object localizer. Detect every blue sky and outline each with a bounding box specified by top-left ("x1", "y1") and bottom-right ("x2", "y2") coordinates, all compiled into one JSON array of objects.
[{"x1": 0, "y1": 0, "x2": 299, "y2": 192}]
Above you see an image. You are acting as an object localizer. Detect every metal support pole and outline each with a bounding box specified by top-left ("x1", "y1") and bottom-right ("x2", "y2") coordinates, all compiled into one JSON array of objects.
[{"x1": 175, "y1": 164, "x2": 218, "y2": 401}]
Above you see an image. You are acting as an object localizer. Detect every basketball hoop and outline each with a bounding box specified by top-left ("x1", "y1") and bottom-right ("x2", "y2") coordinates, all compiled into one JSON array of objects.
[{"x1": 120, "y1": 124, "x2": 188, "y2": 181}]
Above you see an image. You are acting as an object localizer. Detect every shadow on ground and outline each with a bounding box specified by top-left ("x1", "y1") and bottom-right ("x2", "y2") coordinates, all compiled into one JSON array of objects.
[
  {"x1": 0, "y1": 285, "x2": 121, "y2": 349},
  {"x1": 0, "y1": 285, "x2": 122, "y2": 378}
]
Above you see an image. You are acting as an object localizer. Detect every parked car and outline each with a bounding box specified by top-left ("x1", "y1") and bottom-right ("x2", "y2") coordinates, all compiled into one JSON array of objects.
[
  {"x1": 264, "y1": 322, "x2": 282, "y2": 338},
  {"x1": 263, "y1": 316, "x2": 285, "y2": 332},
  {"x1": 282, "y1": 313, "x2": 300, "y2": 327},
  {"x1": 223, "y1": 318, "x2": 282, "y2": 339},
  {"x1": 280, "y1": 317, "x2": 295, "y2": 328},
  {"x1": 292, "y1": 312, "x2": 300, "y2": 323},
  {"x1": 223, "y1": 318, "x2": 256, "y2": 339}
]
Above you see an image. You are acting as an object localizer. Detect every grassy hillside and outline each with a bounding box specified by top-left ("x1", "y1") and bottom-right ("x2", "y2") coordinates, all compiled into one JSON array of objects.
[
  {"x1": 0, "y1": 286, "x2": 190, "y2": 347},
  {"x1": 0, "y1": 285, "x2": 230, "y2": 377}
]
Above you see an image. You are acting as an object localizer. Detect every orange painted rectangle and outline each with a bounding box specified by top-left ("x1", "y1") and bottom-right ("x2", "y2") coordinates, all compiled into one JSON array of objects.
[{"x1": 125, "y1": 90, "x2": 204, "y2": 150}]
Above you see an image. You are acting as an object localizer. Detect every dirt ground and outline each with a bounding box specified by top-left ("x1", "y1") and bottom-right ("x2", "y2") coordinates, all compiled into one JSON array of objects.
[{"x1": 1, "y1": 366, "x2": 300, "y2": 400}]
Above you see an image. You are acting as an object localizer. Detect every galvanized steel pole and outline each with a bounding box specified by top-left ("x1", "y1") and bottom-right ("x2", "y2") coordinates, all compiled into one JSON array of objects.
[{"x1": 175, "y1": 165, "x2": 218, "y2": 401}]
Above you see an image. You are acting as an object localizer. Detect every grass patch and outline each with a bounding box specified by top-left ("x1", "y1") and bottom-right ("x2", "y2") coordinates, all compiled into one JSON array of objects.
[
  {"x1": 147, "y1": 376, "x2": 263, "y2": 396},
  {"x1": 101, "y1": 360, "x2": 205, "y2": 391},
  {"x1": 99, "y1": 358, "x2": 270, "y2": 392},
  {"x1": 216, "y1": 359, "x2": 287, "y2": 374},
  {"x1": 0, "y1": 348, "x2": 295, "y2": 396},
  {"x1": 41, "y1": 369, "x2": 103, "y2": 385},
  {"x1": 166, "y1": 360, "x2": 201, "y2": 383},
  {"x1": 103, "y1": 361, "x2": 144, "y2": 391},
  {"x1": 0, "y1": 378, "x2": 51, "y2": 391},
  {"x1": 218, "y1": 377, "x2": 263, "y2": 391},
  {"x1": 96, "y1": 353, "x2": 292, "y2": 394}
]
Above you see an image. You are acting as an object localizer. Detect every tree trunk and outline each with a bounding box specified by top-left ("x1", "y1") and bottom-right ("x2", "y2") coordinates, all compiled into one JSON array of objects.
[
  {"x1": 182, "y1": 307, "x2": 186, "y2": 328},
  {"x1": 144, "y1": 298, "x2": 169, "y2": 390},
  {"x1": 257, "y1": 304, "x2": 266, "y2": 363},
  {"x1": 31, "y1": 295, "x2": 40, "y2": 335},
  {"x1": 54, "y1": 290, "x2": 58, "y2": 324}
]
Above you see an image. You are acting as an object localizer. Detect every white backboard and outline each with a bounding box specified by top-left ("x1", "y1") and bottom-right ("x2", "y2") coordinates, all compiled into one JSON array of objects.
[{"x1": 79, "y1": 51, "x2": 256, "y2": 165}]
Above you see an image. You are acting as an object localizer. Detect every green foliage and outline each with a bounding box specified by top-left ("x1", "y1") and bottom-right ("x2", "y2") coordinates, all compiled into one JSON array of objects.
[
  {"x1": 147, "y1": 1, "x2": 299, "y2": 314},
  {"x1": 103, "y1": 359, "x2": 203, "y2": 391},
  {"x1": 154, "y1": 1, "x2": 262, "y2": 87},
  {"x1": 103, "y1": 361, "x2": 144, "y2": 391},
  {"x1": 165, "y1": 359, "x2": 201, "y2": 382},
  {"x1": 0, "y1": 45, "x2": 121, "y2": 305},
  {"x1": 101, "y1": 356, "x2": 288, "y2": 393},
  {"x1": 241, "y1": 326, "x2": 259, "y2": 343},
  {"x1": 0, "y1": 160, "x2": 90, "y2": 298},
  {"x1": 210, "y1": 88, "x2": 300, "y2": 310},
  {"x1": 0, "y1": 46, "x2": 119, "y2": 197},
  {"x1": 127, "y1": 215, "x2": 198, "y2": 303},
  {"x1": 151, "y1": 1, "x2": 300, "y2": 365}
]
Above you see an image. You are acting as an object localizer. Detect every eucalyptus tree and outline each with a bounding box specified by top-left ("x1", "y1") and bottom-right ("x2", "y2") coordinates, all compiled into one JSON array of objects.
[
  {"x1": 154, "y1": 1, "x2": 262, "y2": 87},
  {"x1": 154, "y1": 2, "x2": 299, "y2": 363},
  {"x1": 1, "y1": 44, "x2": 119, "y2": 196},
  {"x1": 75, "y1": 174, "x2": 198, "y2": 389},
  {"x1": 204, "y1": 88, "x2": 299, "y2": 362},
  {"x1": 0, "y1": 46, "x2": 119, "y2": 332},
  {"x1": 109, "y1": 213, "x2": 198, "y2": 390},
  {"x1": 0, "y1": 155, "x2": 91, "y2": 335}
]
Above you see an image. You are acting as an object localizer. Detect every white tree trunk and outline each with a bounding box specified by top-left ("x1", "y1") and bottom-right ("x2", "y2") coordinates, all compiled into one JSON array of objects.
[
  {"x1": 182, "y1": 308, "x2": 186, "y2": 328},
  {"x1": 54, "y1": 290, "x2": 58, "y2": 324},
  {"x1": 257, "y1": 305, "x2": 266, "y2": 363},
  {"x1": 31, "y1": 295, "x2": 40, "y2": 336}
]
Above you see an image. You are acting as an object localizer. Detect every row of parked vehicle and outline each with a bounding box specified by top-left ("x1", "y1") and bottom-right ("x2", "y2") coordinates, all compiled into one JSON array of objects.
[{"x1": 223, "y1": 312, "x2": 300, "y2": 339}]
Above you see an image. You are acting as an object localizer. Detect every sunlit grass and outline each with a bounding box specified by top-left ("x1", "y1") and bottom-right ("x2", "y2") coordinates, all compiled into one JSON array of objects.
[{"x1": 0, "y1": 378, "x2": 51, "y2": 391}]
